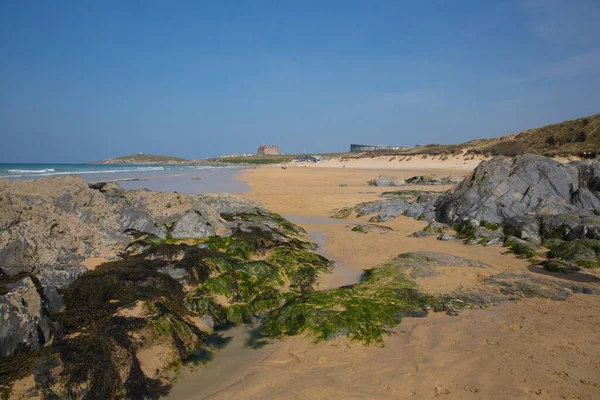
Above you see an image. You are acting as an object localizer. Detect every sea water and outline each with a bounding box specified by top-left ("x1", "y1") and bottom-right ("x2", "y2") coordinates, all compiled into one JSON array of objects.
[{"x1": 0, "y1": 163, "x2": 249, "y2": 194}]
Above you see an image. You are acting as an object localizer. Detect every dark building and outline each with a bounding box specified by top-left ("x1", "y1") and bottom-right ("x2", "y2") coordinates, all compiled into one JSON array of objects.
[{"x1": 350, "y1": 144, "x2": 407, "y2": 152}]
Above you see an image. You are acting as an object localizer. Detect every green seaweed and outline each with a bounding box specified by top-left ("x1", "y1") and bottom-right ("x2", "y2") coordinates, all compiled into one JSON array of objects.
[
  {"x1": 265, "y1": 264, "x2": 434, "y2": 345},
  {"x1": 507, "y1": 242, "x2": 538, "y2": 259},
  {"x1": 351, "y1": 225, "x2": 367, "y2": 234},
  {"x1": 266, "y1": 248, "x2": 333, "y2": 293}
]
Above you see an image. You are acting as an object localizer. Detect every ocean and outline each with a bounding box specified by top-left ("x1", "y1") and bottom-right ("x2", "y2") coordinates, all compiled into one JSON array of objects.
[{"x1": 0, "y1": 163, "x2": 249, "y2": 194}]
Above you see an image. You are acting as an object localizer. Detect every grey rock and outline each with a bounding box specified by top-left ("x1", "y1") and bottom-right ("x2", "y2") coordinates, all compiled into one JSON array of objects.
[
  {"x1": 368, "y1": 175, "x2": 405, "y2": 187},
  {"x1": 157, "y1": 266, "x2": 190, "y2": 282},
  {"x1": 170, "y1": 211, "x2": 215, "y2": 239},
  {"x1": 565, "y1": 224, "x2": 600, "y2": 240},
  {"x1": 438, "y1": 233, "x2": 456, "y2": 241},
  {"x1": 410, "y1": 230, "x2": 438, "y2": 238},
  {"x1": 201, "y1": 314, "x2": 215, "y2": 329},
  {"x1": 119, "y1": 206, "x2": 167, "y2": 238},
  {"x1": 436, "y1": 154, "x2": 600, "y2": 243},
  {"x1": 356, "y1": 191, "x2": 440, "y2": 223}
]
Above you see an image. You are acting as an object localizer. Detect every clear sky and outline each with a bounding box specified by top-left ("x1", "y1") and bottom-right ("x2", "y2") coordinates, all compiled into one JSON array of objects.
[{"x1": 1, "y1": 0, "x2": 599, "y2": 163}]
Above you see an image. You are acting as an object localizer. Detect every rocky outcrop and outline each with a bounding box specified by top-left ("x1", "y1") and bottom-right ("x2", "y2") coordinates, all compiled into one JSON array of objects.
[
  {"x1": 1, "y1": 176, "x2": 329, "y2": 398},
  {"x1": 0, "y1": 177, "x2": 274, "y2": 359},
  {"x1": 367, "y1": 175, "x2": 461, "y2": 187},
  {"x1": 435, "y1": 154, "x2": 600, "y2": 241},
  {"x1": 353, "y1": 190, "x2": 439, "y2": 222}
]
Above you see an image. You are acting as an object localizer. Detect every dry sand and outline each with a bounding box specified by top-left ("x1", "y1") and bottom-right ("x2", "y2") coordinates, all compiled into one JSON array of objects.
[{"x1": 170, "y1": 157, "x2": 600, "y2": 400}]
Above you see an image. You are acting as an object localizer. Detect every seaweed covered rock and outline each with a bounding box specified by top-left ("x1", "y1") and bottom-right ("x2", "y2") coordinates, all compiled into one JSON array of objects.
[
  {"x1": 265, "y1": 252, "x2": 486, "y2": 344},
  {"x1": 0, "y1": 176, "x2": 285, "y2": 358},
  {"x1": 0, "y1": 175, "x2": 336, "y2": 398}
]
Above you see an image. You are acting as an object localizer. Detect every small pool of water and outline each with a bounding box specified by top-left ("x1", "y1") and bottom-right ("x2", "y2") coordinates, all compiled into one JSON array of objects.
[{"x1": 165, "y1": 320, "x2": 278, "y2": 399}]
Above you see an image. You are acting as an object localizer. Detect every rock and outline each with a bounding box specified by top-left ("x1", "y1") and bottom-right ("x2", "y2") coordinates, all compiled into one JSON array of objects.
[
  {"x1": 119, "y1": 206, "x2": 167, "y2": 238},
  {"x1": 565, "y1": 223, "x2": 600, "y2": 240},
  {"x1": 542, "y1": 259, "x2": 581, "y2": 274},
  {"x1": 384, "y1": 252, "x2": 488, "y2": 280},
  {"x1": 438, "y1": 233, "x2": 456, "y2": 241},
  {"x1": 406, "y1": 175, "x2": 460, "y2": 185},
  {"x1": 411, "y1": 230, "x2": 438, "y2": 238},
  {"x1": 368, "y1": 175, "x2": 405, "y2": 187},
  {"x1": 436, "y1": 154, "x2": 589, "y2": 225},
  {"x1": 547, "y1": 239, "x2": 600, "y2": 263},
  {"x1": 355, "y1": 190, "x2": 440, "y2": 223},
  {"x1": 201, "y1": 314, "x2": 215, "y2": 329},
  {"x1": 0, "y1": 278, "x2": 44, "y2": 356},
  {"x1": 157, "y1": 266, "x2": 190, "y2": 282},
  {"x1": 503, "y1": 216, "x2": 541, "y2": 244},
  {"x1": 89, "y1": 181, "x2": 125, "y2": 197},
  {"x1": 0, "y1": 176, "x2": 279, "y2": 356},
  {"x1": 436, "y1": 154, "x2": 600, "y2": 245},
  {"x1": 170, "y1": 211, "x2": 215, "y2": 239}
]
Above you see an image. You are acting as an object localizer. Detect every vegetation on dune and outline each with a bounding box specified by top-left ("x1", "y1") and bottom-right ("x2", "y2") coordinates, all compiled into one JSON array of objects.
[
  {"x1": 207, "y1": 153, "x2": 345, "y2": 165},
  {"x1": 94, "y1": 153, "x2": 193, "y2": 164},
  {"x1": 350, "y1": 112, "x2": 600, "y2": 158}
]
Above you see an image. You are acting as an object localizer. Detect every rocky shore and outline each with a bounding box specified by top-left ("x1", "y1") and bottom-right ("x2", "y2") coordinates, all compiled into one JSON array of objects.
[
  {"x1": 0, "y1": 177, "x2": 332, "y2": 398},
  {"x1": 3, "y1": 153, "x2": 600, "y2": 399},
  {"x1": 336, "y1": 154, "x2": 600, "y2": 270}
]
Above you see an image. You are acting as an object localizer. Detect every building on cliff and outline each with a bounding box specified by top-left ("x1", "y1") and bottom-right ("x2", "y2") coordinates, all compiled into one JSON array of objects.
[
  {"x1": 350, "y1": 144, "x2": 407, "y2": 152},
  {"x1": 257, "y1": 144, "x2": 280, "y2": 155}
]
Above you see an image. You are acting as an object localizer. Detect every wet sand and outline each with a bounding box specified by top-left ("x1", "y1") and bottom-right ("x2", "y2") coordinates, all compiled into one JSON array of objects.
[
  {"x1": 167, "y1": 160, "x2": 600, "y2": 400},
  {"x1": 118, "y1": 167, "x2": 249, "y2": 194}
]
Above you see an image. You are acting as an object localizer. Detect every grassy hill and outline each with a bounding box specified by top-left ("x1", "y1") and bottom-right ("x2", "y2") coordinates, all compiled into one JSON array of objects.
[
  {"x1": 207, "y1": 153, "x2": 346, "y2": 165},
  {"x1": 353, "y1": 112, "x2": 600, "y2": 158},
  {"x1": 93, "y1": 154, "x2": 195, "y2": 165}
]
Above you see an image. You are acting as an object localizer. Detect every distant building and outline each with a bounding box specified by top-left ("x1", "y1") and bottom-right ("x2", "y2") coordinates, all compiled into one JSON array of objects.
[
  {"x1": 350, "y1": 144, "x2": 407, "y2": 152},
  {"x1": 257, "y1": 144, "x2": 280, "y2": 155},
  {"x1": 296, "y1": 155, "x2": 321, "y2": 163}
]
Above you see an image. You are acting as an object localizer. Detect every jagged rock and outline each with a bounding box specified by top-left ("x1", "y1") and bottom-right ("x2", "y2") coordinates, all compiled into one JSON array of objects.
[
  {"x1": 436, "y1": 155, "x2": 586, "y2": 224},
  {"x1": 356, "y1": 191, "x2": 439, "y2": 223},
  {"x1": 118, "y1": 206, "x2": 167, "y2": 238},
  {"x1": 503, "y1": 216, "x2": 541, "y2": 244},
  {"x1": 0, "y1": 278, "x2": 44, "y2": 356},
  {"x1": 565, "y1": 223, "x2": 600, "y2": 240},
  {"x1": 405, "y1": 175, "x2": 461, "y2": 185},
  {"x1": 435, "y1": 154, "x2": 600, "y2": 244}
]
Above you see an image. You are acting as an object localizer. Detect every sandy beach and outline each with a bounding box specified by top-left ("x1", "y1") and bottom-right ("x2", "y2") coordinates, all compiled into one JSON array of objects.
[{"x1": 165, "y1": 156, "x2": 600, "y2": 400}]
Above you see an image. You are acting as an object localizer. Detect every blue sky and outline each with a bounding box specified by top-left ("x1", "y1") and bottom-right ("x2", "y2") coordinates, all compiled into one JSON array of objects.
[{"x1": 1, "y1": 0, "x2": 599, "y2": 163}]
